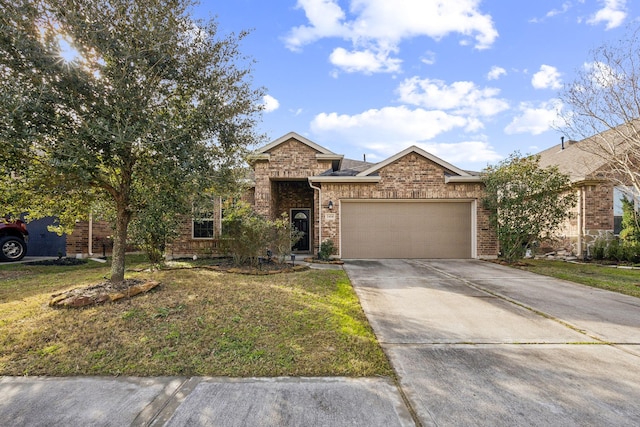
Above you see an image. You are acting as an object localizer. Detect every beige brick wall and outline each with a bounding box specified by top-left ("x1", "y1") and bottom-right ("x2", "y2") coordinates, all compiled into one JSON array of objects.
[
  {"x1": 66, "y1": 219, "x2": 114, "y2": 257},
  {"x1": 546, "y1": 183, "x2": 615, "y2": 257},
  {"x1": 253, "y1": 138, "x2": 333, "y2": 218},
  {"x1": 319, "y1": 153, "x2": 498, "y2": 258}
]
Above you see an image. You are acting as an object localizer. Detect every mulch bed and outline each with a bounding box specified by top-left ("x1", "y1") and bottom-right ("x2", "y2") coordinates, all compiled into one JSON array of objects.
[
  {"x1": 303, "y1": 257, "x2": 344, "y2": 265},
  {"x1": 164, "y1": 257, "x2": 310, "y2": 275},
  {"x1": 26, "y1": 257, "x2": 88, "y2": 266}
]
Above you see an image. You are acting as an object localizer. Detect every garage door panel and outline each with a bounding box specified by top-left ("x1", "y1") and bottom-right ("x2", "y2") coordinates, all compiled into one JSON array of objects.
[{"x1": 341, "y1": 201, "x2": 472, "y2": 259}]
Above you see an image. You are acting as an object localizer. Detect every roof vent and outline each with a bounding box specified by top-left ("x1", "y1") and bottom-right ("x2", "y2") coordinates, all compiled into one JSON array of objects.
[{"x1": 561, "y1": 136, "x2": 565, "y2": 150}]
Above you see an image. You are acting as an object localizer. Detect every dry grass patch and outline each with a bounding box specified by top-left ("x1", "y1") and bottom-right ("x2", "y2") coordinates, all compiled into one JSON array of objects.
[{"x1": 0, "y1": 257, "x2": 392, "y2": 377}]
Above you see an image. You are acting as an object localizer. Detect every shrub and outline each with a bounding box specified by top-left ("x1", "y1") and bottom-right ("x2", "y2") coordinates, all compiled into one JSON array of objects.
[
  {"x1": 318, "y1": 239, "x2": 336, "y2": 261},
  {"x1": 221, "y1": 201, "x2": 270, "y2": 267},
  {"x1": 270, "y1": 213, "x2": 303, "y2": 264},
  {"x1": 622, "y1": 241, "x2": 640, "y2": 263},
  {"x1": 605, "y1": 238, "x2": 623, "y2": 261},
  {"x1": 591, "y1": 237, "x2": 607, "y2": 260}
]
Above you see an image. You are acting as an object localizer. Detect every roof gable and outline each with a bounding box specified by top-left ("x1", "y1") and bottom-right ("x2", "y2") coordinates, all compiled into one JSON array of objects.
[
  {"x1": 357, "y1": 145, "x2": 472, "y2": 177},
  {"x1": 255, "y1": 131, "x2": 339, "y2": 156}
]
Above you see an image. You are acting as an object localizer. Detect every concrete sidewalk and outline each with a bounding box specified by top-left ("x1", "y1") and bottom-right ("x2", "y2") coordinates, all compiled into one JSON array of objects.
[{"x1": 0, "y1": 376, "x2": 414, "y2": 426}]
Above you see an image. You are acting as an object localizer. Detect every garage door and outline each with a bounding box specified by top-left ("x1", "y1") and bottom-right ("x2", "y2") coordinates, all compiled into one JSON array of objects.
[{"x1": 341, "y1": 201, "x2": 472, "y2": 258}]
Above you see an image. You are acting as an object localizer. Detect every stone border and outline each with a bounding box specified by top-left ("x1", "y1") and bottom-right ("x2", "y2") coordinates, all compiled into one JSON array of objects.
[
  {"x1": 303, "y1": 258, "x2": 344, "y2": 265},
  {"x1": 49, "y1": 280, "x2": 161, "y2": 308}
]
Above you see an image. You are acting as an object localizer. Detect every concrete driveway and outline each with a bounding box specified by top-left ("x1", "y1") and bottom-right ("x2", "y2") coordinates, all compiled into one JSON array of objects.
[{"x1": 344, "y1": 259, "x2": 640, "y2": 426}]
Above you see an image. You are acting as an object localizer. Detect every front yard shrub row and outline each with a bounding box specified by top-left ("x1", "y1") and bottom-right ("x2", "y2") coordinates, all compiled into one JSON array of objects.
[
  {"x1": 593, "y1": 196, "x2": 640, "y2": 263},
  {"x1": 591, "y1": 237, "x2": 640, "y2": 263},
  {"x1": 221, "y1": 201, "x2": 303, "y2": 267}
]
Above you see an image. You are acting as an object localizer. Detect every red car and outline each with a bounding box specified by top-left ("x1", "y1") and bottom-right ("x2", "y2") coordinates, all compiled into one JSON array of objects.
[{"x1": 0, "y1": 219, "x2": 29, "y2": 262}]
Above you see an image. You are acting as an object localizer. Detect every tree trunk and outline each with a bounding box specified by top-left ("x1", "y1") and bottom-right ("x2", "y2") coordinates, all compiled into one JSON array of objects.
[{"x1": 110, "y1": 201, "x2": 131, "y2": 283}]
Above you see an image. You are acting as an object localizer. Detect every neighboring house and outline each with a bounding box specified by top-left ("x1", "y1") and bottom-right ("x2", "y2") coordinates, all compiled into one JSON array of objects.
[
  {"x1": 25, "y1": 217, "x2": 67, "y2": 257},
  {"x1": 66, "y1": 216, "x2": 114, "y2": 258},
  {"x1": 167, "y1": 131, "x2": 498, "y2": 260},
  {"x1": 537, "y1": 130, "x2": 638, "y2": 257}
]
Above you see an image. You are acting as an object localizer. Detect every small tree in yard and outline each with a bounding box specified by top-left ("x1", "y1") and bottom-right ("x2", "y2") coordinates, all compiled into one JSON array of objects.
[
  {"x1": 0, "y1": 0, "x2": 264, "y2": 282},
  {"x1": 482, "y1": 153, "x2": 577, "y2": 262}
]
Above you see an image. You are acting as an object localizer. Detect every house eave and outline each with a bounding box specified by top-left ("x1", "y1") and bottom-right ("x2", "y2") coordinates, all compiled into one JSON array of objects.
[
  {"x1": 445, "y1": 176, "x2": 483, "y2": 184},
  {"x1": 316, "y1": 154, "x2": 344, "y2": 161},
  {"x1": 308, "y1": 176, "x2": 381, "y2": 183},
  {"x1": 247, "y1": 153, "x2": 270, "y2": 162}
]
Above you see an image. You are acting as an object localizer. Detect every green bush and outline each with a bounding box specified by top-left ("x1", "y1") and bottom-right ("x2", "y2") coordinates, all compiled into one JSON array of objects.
[
  {"x1": 591, "y1": 237, "x2": 606, "y2": 260},
  {"x1": 221, "y1": 201, "x2": 270, "y2": 267},
  {"x1": 270, "y1": 213, "x2": 303, "y2": 264},
  {"x1": 318, "y1": 239, "x2": 336, "y2": 261},
  {"x1": 222, "y1": 202, "x2": 307, "y2": 267},
  {"x1": 606, "y1": 238, "x2": 623, "y2": 261},
  {"x1": 622, "y1": 241, "x2": 640, "y2": 263}
]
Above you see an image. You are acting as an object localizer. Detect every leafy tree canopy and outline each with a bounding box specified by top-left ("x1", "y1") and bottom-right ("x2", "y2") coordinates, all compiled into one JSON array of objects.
[
  {"x1": 0, "y1": 0, "x2": 265, "y2": 281},
  {"x1": 482, "y1": 153, "x2": 577, "y2": 262}
]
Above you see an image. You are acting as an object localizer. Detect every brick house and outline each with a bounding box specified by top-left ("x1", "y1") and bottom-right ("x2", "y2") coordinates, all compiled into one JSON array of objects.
[
  {"x1": 537, "y1": 128, "x2": 638, "y2": 258},
  {"x1": 163, "y1": 131, "x2": 498, "y2": 260},
  {"x1": 63, "y1": 128, "x2": 640, "y2": 261}
]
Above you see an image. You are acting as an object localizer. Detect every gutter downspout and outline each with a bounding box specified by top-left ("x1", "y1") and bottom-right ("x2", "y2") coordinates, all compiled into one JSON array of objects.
[
  {"x1": 88, "y1": 212, "x2": 94, "y2": 257},
  {"x1": 578, "y1": 187, "x2": 584, "y2": 259},
  {"x1": 308, "y1": 180, "x2": 322, "y2": 256}
]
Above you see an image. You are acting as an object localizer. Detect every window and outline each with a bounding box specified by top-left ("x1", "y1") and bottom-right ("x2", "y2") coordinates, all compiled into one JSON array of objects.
[
  {"x1": 193, "y1": 199, "x2": 216, "y2": 239},
  {"x1": 613, "y1": 186, "x2": 638, "y2": 235}
]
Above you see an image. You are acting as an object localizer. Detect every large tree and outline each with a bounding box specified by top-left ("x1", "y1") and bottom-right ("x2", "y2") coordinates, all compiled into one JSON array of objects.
[
  {"x1": 482, "y1": 153, "x2": 577, "y2": 262},
  {"x1": 559, "y1": 26, "x2": 640, "y2": 198},
  {"x1": 0, "y1": 0, "x2": 264, "y2": 282}
]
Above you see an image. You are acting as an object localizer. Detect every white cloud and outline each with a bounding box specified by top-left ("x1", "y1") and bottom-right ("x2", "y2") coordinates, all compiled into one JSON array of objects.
[
  {"x1": 421, "y1": 51, "x2": 436, "y2": 65},
  {"x1": 415, "y1": 140, "x2": 502, "y2": 166},
  {"x1": 284, "y1": 0, "x2": 498, "y2": 74},
  {"x1": 504, "y1": 100, "x2": 563, "y2": 135},
  {"x1": 329, "y1": 47, "x2": 402, "y2": 74},
  {"x1": 311, "y1": 106, "x2": 469, "y2": 141},
  {"x1": 397, "y1": 77, "x2": 509, "y2": 117},
  {"x1": 286, "y1": 0, "x2": 348, "y2": 51},
  {"x1": 530, "y1": 1, "x2": 572, "y2": 23},
  {"x1": 587, "y1": 0, "x2": 627, "y2": 30},
  {"x1": 487, "y1": 66, "x2": 506, "y2": 81},
  {"x1": 309, "y1": 105, "x2": 502, "y2": 166},
  {"x1": 546, "y1": 1, "x2": 572, "y2": 18},
  {"x1": 262, "y1": 95, "x2": 280, "y2": 113},
  {"x1": 532, "y1": 65, "x2": 563, "y2": 90}
]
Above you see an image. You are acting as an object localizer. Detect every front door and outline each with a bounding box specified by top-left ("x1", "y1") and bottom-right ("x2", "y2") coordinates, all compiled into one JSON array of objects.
[{"x1": 291, "y1": 209, "x2": 310, "y2": 252}]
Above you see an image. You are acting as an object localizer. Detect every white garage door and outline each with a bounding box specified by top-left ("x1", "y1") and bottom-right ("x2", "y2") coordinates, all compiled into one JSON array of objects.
[{"x1": 341, "y1": 200, "x2": 473, "y2": 259}]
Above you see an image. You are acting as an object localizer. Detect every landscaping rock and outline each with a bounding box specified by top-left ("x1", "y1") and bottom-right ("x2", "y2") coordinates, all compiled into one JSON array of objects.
[{"x1": 49, "y1": 280, "x2": 160, "y2": 308}]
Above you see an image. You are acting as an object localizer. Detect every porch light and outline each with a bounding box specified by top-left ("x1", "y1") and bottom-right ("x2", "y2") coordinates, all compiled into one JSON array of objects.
[{"x1": 327, "y1": 200, "x2": 334, "y2": 210}]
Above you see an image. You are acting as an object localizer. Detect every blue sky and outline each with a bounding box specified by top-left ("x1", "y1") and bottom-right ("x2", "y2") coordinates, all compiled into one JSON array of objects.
[{"x1": 195, "y1": 0, "x2": 636, "y2": 171}]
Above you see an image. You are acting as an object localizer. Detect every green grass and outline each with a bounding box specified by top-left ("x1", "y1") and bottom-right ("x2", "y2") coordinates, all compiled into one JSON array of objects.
[
  {"x1": 0, "y1": 256, "x2": 392, "y2": 377},
  {"x1": 518, "y1": 259, "x2": 640, "y2": 298}
]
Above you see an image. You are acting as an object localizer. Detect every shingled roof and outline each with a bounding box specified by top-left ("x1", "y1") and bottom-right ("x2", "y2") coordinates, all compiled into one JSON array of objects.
[{"x1": 537, "y1": 123, "x2": 639, "y2": 182}]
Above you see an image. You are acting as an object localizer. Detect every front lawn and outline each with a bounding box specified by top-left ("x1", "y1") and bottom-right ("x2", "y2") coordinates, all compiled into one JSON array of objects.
[
  {"x1": 0, "y1": 256, "x2": 392, "y2": 377},
  {"x1": 518, "y1": 259, "x2": 640, "y2": 298}
]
